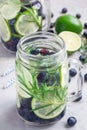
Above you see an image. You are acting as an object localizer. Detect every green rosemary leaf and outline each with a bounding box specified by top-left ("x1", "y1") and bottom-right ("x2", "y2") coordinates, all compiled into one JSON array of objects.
[
  {"x1": 46, "y1": 103, "x2": 64, "y2": 116},
  {"x1": 32, "y1": 103, "x2": 52, "y2": 111}
]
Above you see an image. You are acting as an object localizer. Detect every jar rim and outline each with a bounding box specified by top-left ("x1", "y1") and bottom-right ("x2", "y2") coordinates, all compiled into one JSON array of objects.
[{"x1": 17, "y1": 31, "x2": 66, "y2": 60}]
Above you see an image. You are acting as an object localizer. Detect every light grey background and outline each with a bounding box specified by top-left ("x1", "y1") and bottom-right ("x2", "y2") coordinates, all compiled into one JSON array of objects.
[{"x1": 0, "y1": 0, "x2": 87, "y2": 130}]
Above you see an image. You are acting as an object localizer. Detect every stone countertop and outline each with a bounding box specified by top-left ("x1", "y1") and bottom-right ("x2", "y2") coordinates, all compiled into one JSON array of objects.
[{"x1": 0, "y1": 0, "x2": 87, "y2": 130}]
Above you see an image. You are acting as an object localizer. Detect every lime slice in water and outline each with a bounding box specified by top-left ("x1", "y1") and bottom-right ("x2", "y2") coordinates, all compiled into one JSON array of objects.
[
  {"x1": 0, "y1": 0, "x2": 21, "y2": 20},
  {"x1": 31, "y1": 98, "x2": 65, "y2": 119},
  {"x1": 0, "y1": 14, "x2": 11, "y2": 42},
  {"x1": 59, "y1": 31, "x2": 82, "y2": 52},
  {"x1": 15, "y1": 10, "x2": 41, "y2": 36}
]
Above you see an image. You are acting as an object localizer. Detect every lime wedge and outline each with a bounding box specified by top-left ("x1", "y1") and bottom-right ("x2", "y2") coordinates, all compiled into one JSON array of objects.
[
  {"x1": 59, "y1": 31, "x2": 82, "y2": 52},
  {"x1": 0, "y1": 0, "x2": 21, "y2": 20},
  {"x1": 31, "y1": 98, "x2": 65, "y2": 119},
  {"x1": 0, "y1": 14, "x2": 11, "y2": 42},
  {"x1": 15, "y1": 10, "x2": 41, "y2": 36}
]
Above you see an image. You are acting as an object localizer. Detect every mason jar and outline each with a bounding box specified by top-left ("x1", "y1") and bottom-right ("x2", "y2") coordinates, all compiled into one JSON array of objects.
[
  {"x1": 15, "y1": 32, "x2": 83, "y2": 126},
  {"x1": 0, "y1": 0, "x2": 51, "y2": 53}
]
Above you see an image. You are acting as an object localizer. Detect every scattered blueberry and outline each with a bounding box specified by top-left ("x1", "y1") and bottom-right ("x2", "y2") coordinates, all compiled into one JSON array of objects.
[
  {"x1": 50, "y1": 23, "x2": 55, "y2": 28},
  {"x1": 51, "y1": 13, "x2": 54, "y2": 18},
  {"x1": 67, "y1": 117, "x2": 77, "y2": 127},
  {"x1": 40, "y1": 48, "x2": 49, "y2": 55},
  {"x1": 84, "y1": 73, "x2": 87, "y2": 81},
  {"x1": 47, "y1": 29, "x2": 55, "y2": 33},
  {"x1": 83, "y1": 31, "x2": 87, "y2": 38},
  {"x1": 42, "y1": 14, "x2": 46, "y2": 20},
  {"x1": 30, "y1": 49, "x2": 39, "y2": 55},
  {"x1": 8, "y1": 19, "x2": 16, "y2": 26},
  {"x1": 74, "y1": 96, "x2": 82, "y2": 102},
  {"x1": 69, "y1": 68, "x2": 77, "y2": 77},
  {"x1": 84, "y1": 22, "x2": 87, "y2": 29},
  {"x1": 79, "y1": 55, "x2": 86, "y2": 62},
  {"x1": 37, "y1": 71, "x2": 47, "y2": 82},
  {"x1": 61, "y1": 8, "x2": 68, "y2": 13},
  {"x1": 76, "y1": 14, "x2": 81, "y2": 19}
]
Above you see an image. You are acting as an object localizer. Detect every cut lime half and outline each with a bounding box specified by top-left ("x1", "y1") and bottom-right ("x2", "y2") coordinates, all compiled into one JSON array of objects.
[
  {"x1": 15, "y1": 10, "x2": 42, "y2": 36},
  {"x1": 59, "y1": 31, "x2": 82, "y2": 52},
  {"x1": 0, "y1": 0, "x2": 21, "y2": 20},
  {"x1": 0, "y1": 14, "x2": 11, "y2": 42},
  {"x1": 31, "y1": 98, "x2": 65, "y2": 119}
]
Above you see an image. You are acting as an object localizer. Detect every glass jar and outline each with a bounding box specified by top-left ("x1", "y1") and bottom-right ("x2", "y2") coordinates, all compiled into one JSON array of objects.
[
  {"x1": 0, "y1": 0, "x2": 51, "y2": 53},
  {"x1": 15, "y1": 32, "x2": 83, "y2": 126}
]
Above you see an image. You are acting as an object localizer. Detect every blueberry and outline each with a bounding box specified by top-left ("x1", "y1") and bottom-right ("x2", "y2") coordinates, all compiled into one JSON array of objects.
[
  {"x1": 40, "y1": 48, "x2": 49, "y2": 55},
  {"x1": 79, "y1": 55, "x2": 86, "y2": 62},
  {"x1": 69, "y1": 68, "x2": 77, "y2": 77},
  {"x1": 67, "y1": 117, "x2": 77, "y2": 127},
  {"x1": 74, "y1": 96, "x2": 82, "y2": 102},
  {"x1": 61, "y1": 8, "x2": 68, "y2": 13},
  {"x1": 42, "y1": 14, "x2": 46, "y2": 19},
  {"x1": 37, "y1": 71, "x2": 47, "y2": 82},
  {"x1": 32, "y1": 1, "x2": 42, "y2": 16},
  {"x1": 84, "y1": 73, "x2": 87, "y2": 81},
  {"x1": 50, "y1": 23, "x2": 55, "y2": 28},
  {"x1": 9, "y1": 19, "x2": 16, "y2": 26},
  {"x1": 30, "y1": 49, "x2": 39, "y2": 55},
  {"x1": 51, "y1": 13, "x2": 54, "y2": 18},
  {"x1": 83, "y1": 31, "x2": 87, "y2": 38},
  {"x1": 76, "y1": 14, "x2": 81, "y2": 19},
  {"x1": 47, "y1": 29, "x2": 55, "y2": 33},
  {"x1": 84, "y1": 23, "x2": 87, "y2": 29}
]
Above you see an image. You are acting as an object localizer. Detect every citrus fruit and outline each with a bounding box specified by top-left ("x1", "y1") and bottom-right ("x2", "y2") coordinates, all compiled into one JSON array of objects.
[
  {"x1": 31, "y1": 98, "x2": 65, "y2": 119},
  {"x1": 59, "y1": 31, "x2": 82, "y2": 52},
  {"x1": 0, "y1": 0, "x2": 21, "y2": 20},
  {"x1": 0, "y1": 14, "x2": 11, "y2": 42},
  {"x1": 55, "y1": 14, "x2": 83, "y2": 34},
  {"x1": 15, "y1": 10, "x2": 42, "y2": 36}
]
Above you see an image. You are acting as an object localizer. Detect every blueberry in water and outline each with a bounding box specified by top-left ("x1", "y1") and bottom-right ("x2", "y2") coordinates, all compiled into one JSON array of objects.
[
  {"x1": 30, "y1": 49, "x2": 39, "y2": 55},
  {"x1": 67, "y1": 117, "x2": 77, "y2": 127},
  {"x1": 76, "y1": 14, "x2": 81, "y2": 19},
  {"x1": 84, "y1": 22, "x2": 87, "y2": 29},
  {"x1": 9, "y1": 19, "x2": 16, "y2": 26},
  {"x1": 37, "y1": 71, "x2": 47, "y2": 82},
  {"x1": 61, "y1": 8, "x2": 68, "y2": 13},
  {"x1": 32, "y1": 1, "x2": 42, "y2": 16},
  {"x1": 40, "y1": 48, "x2": 49, "y2": 55},
  {"x1": 79, "y1": 55, "x2": 86, "y2": 62},
  {"x1": 84, "y1": 73, "x2": 87, "y2": 81},
  {"x1": 83, "y1": 31, "x2": 87, "y2": 38},
  {"x1": 69, "y1": 68, "x2": 77, "y2": 77}
]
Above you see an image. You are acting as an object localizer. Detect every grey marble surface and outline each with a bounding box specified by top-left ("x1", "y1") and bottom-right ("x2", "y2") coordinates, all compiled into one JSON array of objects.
[{"x1": 0, "y1": 0, "x2": 87, "y2": 130}]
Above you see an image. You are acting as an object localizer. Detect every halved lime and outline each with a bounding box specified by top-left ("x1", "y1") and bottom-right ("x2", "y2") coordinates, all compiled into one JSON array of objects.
[
  {"x1": 15, "y1": 10, "x2": 41, "y2": 36},
  {"x1": 31, "y1": 98, "x2": 65, "y2": 119},
  {"x1": 0, "y1": 0, "x2": 21, "y2": 20},
  {"x1": 59, "y1": 31, "x2": 82, "y2": 52},
  {"x1": 0, "y1": 14, "x2": 11, "y2": 42}
]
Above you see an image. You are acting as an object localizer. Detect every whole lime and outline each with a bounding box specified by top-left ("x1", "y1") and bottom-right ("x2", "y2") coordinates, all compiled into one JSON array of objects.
[{"x1": 55, "y1": 14, "x2": 83, "y2": 34}]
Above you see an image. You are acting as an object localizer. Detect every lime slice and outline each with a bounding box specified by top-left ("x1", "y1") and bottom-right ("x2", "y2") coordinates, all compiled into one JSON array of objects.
[
  {"x1": 15, "y1": 10, "x2": 41, "y2": 36},
  {"x1": 16, "y1": 83, "x2": 31, "y2": 98},
  {"x1": 0, "y1": 14, "x2": 11, "y2": 42},
  {"x1": 31, "y1": 98, "x2": 65, "y2": 119},
  {"x1": 59, "y1": 31, "x2": 82, "y2": 52},
  {"x1": 0, "y1": 0, "x2": 21, "y2": 20}
]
